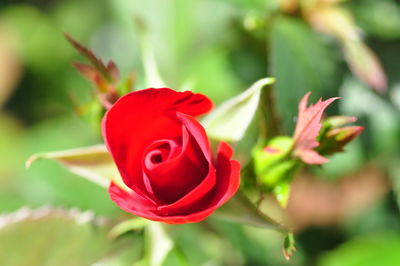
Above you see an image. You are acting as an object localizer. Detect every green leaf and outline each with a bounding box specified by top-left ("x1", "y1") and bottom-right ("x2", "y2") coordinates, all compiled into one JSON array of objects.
[
  {"x1": 0, "y1": 207, "x2": 127, "y2": 266},
  {"x1": 270, "y1": 16, "x2": 337, "y2": 132},
  {"x1": 202, "y1": 77, "x2": 275, "y2": 142},
  {"x1": 26, "y1": 145, "x2": 128, "y2": 191},
  {"x1": 319, "y1": 233, "x2": 400, "y2": 266}
]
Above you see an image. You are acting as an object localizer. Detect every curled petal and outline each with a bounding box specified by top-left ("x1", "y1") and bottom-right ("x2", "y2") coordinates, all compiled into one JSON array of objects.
[
  {"x1": 108, "y1": 142, "x2": 240, "y2": 224},
  {"x1": 102, "y1": 88, "x2": 212, "y2": 193},
  {"x1": 104, "y1": 88, "x2": 240, "y2": 224}
]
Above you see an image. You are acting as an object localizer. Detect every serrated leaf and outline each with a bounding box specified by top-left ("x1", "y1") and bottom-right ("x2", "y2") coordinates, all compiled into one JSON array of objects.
[
  {"x1": 26, "y1": 145, "x2": 128, "y2": 191},
  {"x1": 72, "y1": 62, "x2": 109, "y2": 92},
  {"x1": 73, "y1": 62, "x2": 98, "y2": 81},
  {"x1": 0, "y1": 207, "x2": 125, "y2": 266},
  {"x1": 65, "y1": 34, "x2": 120, "y2": 104},
  {"x1": 293, "y1": 92, "x2": 339, "y2": 165},
  {"x1": 64, "y1": 33, "x2": 111, "y2": 81},
  {"x1": 202, "y1": 77, "x2": 275, "y2": 142},
  {"x1": 107, "y1": 60, "x2": 120, "y2": 81}
]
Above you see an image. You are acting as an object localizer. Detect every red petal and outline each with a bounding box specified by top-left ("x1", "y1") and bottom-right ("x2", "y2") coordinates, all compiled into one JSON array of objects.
[
  {"x1": 102, "y1": 88, "x2": 213, "y2": 195},
  {"x1": 144, "y1": 125, "x2": 212, "y2": 204},
  {"x1": 108, "y1": 182, "x2": 158, "y2": 218},
  {"x1": 209, "y1": 142, "x2": 241, "y2": 206},
  {"x1": 155, "y1": 113, "x2": 216, "y2": 212},
  {"x1": 108, "y1": 142, "x2": 240, "y2": 224},
  {"x1": 158, "y1": 142, "x2": 240, "y2": 224}
]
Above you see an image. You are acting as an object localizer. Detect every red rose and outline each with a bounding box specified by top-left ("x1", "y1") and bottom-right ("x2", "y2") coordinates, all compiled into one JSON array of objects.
[{"x1": 102, "y1": 88, "x2": 240, "y2": 224}]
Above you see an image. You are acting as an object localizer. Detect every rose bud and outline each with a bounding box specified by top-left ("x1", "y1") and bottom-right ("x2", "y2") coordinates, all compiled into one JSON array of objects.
[
  {"x1": 102, "y1": 88, "x2": 240, "y2": 224},
  {"x1": 318, "y1": 126, "x2": 364, "y2": 155}
]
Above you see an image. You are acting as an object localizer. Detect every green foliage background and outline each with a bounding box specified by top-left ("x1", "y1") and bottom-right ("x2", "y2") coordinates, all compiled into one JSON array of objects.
[{"x1": 0, "y1": 0, "x2": 400, "y2": 265}]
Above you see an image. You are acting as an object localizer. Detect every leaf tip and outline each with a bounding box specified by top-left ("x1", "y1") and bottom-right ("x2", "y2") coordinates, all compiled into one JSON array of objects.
[
  {"x1": 25, "y1": 154, "x2": 41, "y2": 168},
  {"x1": 261, "y1": 77, "x2": 276, "y2": 86},
  {"x1": 63, "y1": 32, "x2": 78, "y2": 47}
]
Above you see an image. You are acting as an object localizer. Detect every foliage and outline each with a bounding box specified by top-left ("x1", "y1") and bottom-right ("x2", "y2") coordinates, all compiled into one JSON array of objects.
[{"x1": 1, "y1": 0, "x2": 400, "y2": 265}]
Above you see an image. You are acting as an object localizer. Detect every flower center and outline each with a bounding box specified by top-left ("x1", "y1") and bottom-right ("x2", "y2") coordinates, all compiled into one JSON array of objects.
[
  {"x1": 151, "y1": 153, "x2": 163, "y2": 164},
  {"x1": 143, "y1": 140, "x2": 181, "y2": 171}
]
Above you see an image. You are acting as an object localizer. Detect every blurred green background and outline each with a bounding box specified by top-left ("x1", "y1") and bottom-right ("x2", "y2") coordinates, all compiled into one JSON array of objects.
[{"x1": 0, "y1": 0, "x2": 400, "y2": 265}]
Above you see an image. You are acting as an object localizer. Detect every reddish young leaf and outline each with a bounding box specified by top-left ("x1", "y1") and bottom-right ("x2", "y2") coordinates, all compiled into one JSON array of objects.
[
  {"x1": 65, "y1": 34, "x2": 121, "y2": 108},
  {"x1": 293, "y1": 92, "x2": 339, "y2": 164},
  {"x1": 64, "y1": 33, "x2": 112, "y2": 81},
  {"x1": 72, "y1": 62, "x2": 98, "y2": 82},
  {"x1": 107, "y1": 61, "x2": 120, "y2": 82},
  {"x1": 72, "y1": 62, "x2": 110, "y2": 93}
]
